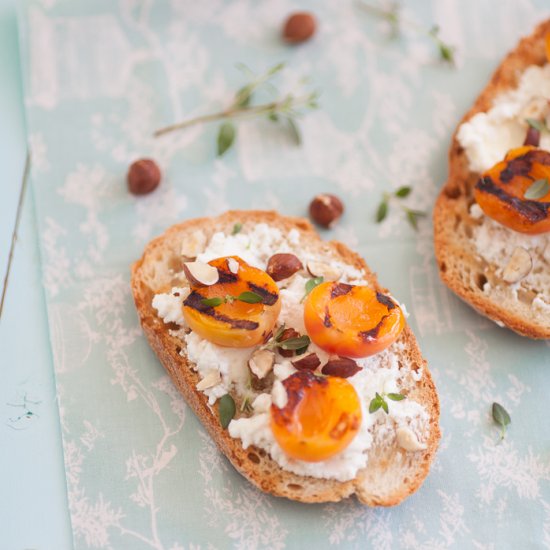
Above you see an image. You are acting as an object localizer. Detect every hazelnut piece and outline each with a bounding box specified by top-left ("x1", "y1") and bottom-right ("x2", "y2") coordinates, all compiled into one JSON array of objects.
[
  {"x1": 309, "y1": 193, "x2": 344, "y2": 228},
  {"x1": 502, "y1": 247, "x2": 532, "y2": 284},
  {"x1": 182, "y1": 261, "x2": 219, "y2": 286},
  {"x1": 282, "y1": 12, "x2": 316, "y2": 44},
  {"x1": 266, "y1": 253, "x2": 303, "y2": 281},
  {"x1": 127, "y1": 159, "x2": 161, "y2": 195},
  {"x1": 321, "y1": 358, "x2": 362, "y2": 378},
  {"x1": 248, "y1": 349, "x2": 275, "y2": 380},
  {"x1": 292, "y1": 353, "x2": 321, "y2": 371}
]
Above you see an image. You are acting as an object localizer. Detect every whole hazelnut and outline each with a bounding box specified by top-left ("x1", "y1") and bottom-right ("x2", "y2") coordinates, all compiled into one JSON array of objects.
[
  {"x1": 282, "y1": 12, "x2": 316, "y2": 44},
  {"x1": 266, "y1": 253, "x2": 303, "y2": 281},
  {"x1": 127, "y1": 159, "x2": 161, "y2": 195},
  {"x1": 309, "y1": 193, "x2": 344, "y2": 228}
]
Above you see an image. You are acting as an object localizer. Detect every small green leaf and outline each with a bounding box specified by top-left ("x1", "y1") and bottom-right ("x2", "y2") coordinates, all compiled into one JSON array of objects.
[
  {"x1": 219, "y1": 394, "x2": 236, "y2": 429},
  {"x1": 387, "y1": 393, "x2": 406, "y2": 401},
  {"x1": 268, "y1": 112, "x2": 279, "y2": 122},
  {"x1": 273, "y1": 324, "x2": 286, "y2": 341},
  {"x1": 525, "y1": 118, "x2": 547, "y2": 133},
  {"x1": 492, "y1": 402, "x2": 511, "y2": 440},
  {"x1": 201, "y1": 297, "x2": 224, "y2": 307},
  {"x1": 234, "y1": 85, "x2": 253, "y2": 108},
  {"x1": 381, "y1": 398, "x2": 389, "y2": 414},
  {"x1": 295, "y1": 345, "x2": 309, "y2": 355},
  {"x1": 395, "y1": 186, "x2": 411, "y2": 198},
  {"x1": 524, "y1": 178, "x2": 550, "y2": 200},
  {"x1": 237, "y1": 291, "x2": 263, "y2": 304},
  {"x1": 217, "y1": 122, "x2": 236, "y2": 156},
  {"x1": 279, "y1": 335, "x2": 311, "y2": 350},
  {"x1": 376, "y1": 201, "x2": 388, "y2": 223},
  {"x1": 304, "y1": 276, "x2": 324, "y2": 297},
  {"x1": 287, "y1": 117, "x2": 302, "y2": 146},
  {"x1": 369, "y1": 397, "x2": 382, "y2": 414},
  {"x1": 406, "y1": 209, "x2": 427, "y2": 230},
  {"x1": 439, "y1": 42, "x2": 455, "y2": 63},
  {"x1": 231, "y1": 222, "x2": 242, "y2": 235}
]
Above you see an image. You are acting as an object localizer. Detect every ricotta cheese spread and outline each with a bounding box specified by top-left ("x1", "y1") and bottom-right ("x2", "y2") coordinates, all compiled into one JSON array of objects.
[{"x1": 152, "y1": 224, "x2": 430, "y2": 482}]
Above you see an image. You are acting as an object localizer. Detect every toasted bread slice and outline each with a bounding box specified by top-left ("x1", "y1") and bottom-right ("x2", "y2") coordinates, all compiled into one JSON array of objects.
[
  {"x1": 434, "y1": 20, "x2": 550, "y2": 339},
  {"x1": 131, "y1": 210, "x2": 440, "y2": 505}
]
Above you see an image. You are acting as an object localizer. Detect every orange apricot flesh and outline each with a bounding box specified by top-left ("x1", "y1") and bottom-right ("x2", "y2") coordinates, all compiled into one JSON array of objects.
[
  {"x1": 474, "y1": 146, "x2": 550, "y2": 234},
  {"x1": 303, "y1": 282, "x2": 405, "y2": 358},
  {"x1": 270, "y1": 371, "x2": 362, "y2": 462},
  {"x1": 182, "y1": 256, "x2": 281, "y2": 347}
]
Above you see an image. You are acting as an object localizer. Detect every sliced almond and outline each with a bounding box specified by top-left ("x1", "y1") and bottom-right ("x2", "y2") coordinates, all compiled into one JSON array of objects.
[
  {"x1": 248, "y1": 349, "x2": 275, "y2": 379},
  {"x1": 181, "y1": 230, "x2": 207, "y2": 259},
  {"x1": 183, "y1": 261, "x2": 219, "y2": 286},
  {"x1": 196, "y1": 370, "x2": 221, "y2": 391},
  {"x1": 272, "y1": 380, "x2": 288, "y2": 409},
  {"x1": 502, "y1": 247, "x2": 532, "y2": 284},
  {"x1": 227, "y1": 257, "x2": 240, "y2": 274},
  {"x1": 396, "y1": 427, "x2": 427, "y2": 452},
  {"x1": 306, "y1": 260, "x2": 342, "y2": 281}
]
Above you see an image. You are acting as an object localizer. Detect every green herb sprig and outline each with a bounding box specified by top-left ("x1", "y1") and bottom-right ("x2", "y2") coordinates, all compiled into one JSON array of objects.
[
  {"x1": 231, "y1": 222, "x2": 243, "y2": 235},
  {"x1": 492, "y1": 402, "x2": 511, "y2": 441},
  {"x1": 358, "y1": 2, "x2": 456, "y2": 65},
  {"x1": 524, "y1": 178, "x2": 550, "y2": 200},
  {"x1": 369, "y1": 391, "x2": 405, "y2": 414},
  {"x1": 375, "y1": 186, "x2": 426, "y2": 230},
  {"x1": 263, "y1": 325, "x2": 311, "y2": 354},
  {"x1": 201, "y1": 291, "x2": 263, "y2": 307},
  {"x1": 154, "y1": 62, "x2": 319, "y2": 156},
  {"x1": 219, "y1": 394, "x2": 236, "y2": 429}
]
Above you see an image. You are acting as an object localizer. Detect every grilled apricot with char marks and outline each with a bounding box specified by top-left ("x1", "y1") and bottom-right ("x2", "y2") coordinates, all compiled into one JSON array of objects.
[
  {"x1": 474, "y1": 146, "x2": 550, "y2": 234},
  {"x1": 182, "y1": 256, "x2": 281, "y2": 348},
  {"x1": 271, "y1": 370, "x2": 362, "y2": 462},
  {"x1": 303, "y1": 281, "x2": 405, "y2": 358}
]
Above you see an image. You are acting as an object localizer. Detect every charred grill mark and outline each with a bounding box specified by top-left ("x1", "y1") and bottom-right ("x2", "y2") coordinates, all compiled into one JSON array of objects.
[
  {"x1": 247, "y1": 282, "x2": 278, "y2": 305},
  {"x1": 183, "y1": 291, "x2": 259, "y2": 330},
  {"x1": 376, "y1": 292, "x2": 396, "y2": 310},
  {"x1": 331, "y1": 283, "x2": 353, "y2": 299},
  {"x1": 217, "y1": 269, "x2": 239, "y2": 284},
  {"x1": 359, "y1": 314, "x2": 390, "y2": 341},
  {"x1": 323, "y1": 307, "x2": 332, "y2": 328},
  {"x1": 500, "y1": 149, "x2": 550, "y2": 182},
  {"x1": 476, "y1": 176, "x2": 550, "y2": 223}
]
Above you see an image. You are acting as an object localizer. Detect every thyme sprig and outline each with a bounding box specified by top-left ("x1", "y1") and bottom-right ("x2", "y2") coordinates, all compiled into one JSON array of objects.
[
  {"x1": 375, "y1": 186, "x2": 426, "y2": 230},
  {"x1": 358, "y1": 1, "x2": 456, "y2": 65},
  {"x1": 369, "y1": 391, "x2": 405, "y2": 414},
  {"x1": 201, "y1": 291, "x2": 263, "y2": 307},
  {"x1": 154, "y1": 62, "x2": 319, "y2": 155}
]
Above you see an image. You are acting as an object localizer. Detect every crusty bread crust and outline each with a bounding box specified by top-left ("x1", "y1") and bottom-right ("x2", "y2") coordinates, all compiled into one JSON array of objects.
[
  {"x1": 131, "y1": 210, "x2": 440, "y2": 505},
  {"x1": 434, "y1": 20, "x2": 550, "y2": 339}
]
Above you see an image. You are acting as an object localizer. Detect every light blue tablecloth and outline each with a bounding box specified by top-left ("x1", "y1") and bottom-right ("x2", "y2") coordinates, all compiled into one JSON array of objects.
[{"x1": 14, "y1": 0, "x2": 550, "y2": 548}]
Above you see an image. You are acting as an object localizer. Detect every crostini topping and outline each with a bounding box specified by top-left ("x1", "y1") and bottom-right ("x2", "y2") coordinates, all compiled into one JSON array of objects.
[
  {"x1": 182, "y1": 256, "x2": 281, "y2": 347},
  {"x1": 291, "y1": 352, "x2": 321, "y2": 371},
  {"x1": 474, "y1": 146, "x2": 550, "y2": 234},
  {"x1": 183, "y1": 261, "x2": 220, "y2": 286},
  {"x1": 306, "y1": 260, "x2": 342, "y2": 281},
  {"x1": 270, "y1": 371, "x2": 362, "y2": 462},
  {"x1": 266, "y1": 253, "x2": 303, "y2": 281},
  {"x1": 303, "y1": 281, "x2": 405, "y2": 358},
  {"x1": 501, "y1": 246, "x2": 533, "y2": 283},
  {"x1": 321, "y1": 357, "x2": 362, "y2": 378}
]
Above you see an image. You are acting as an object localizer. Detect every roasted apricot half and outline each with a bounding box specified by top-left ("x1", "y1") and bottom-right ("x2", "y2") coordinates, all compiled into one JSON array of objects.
[
  {"x1": 182, "y1": 256, "x2": 281, "y2": 347},
  {"x1": 474, "y1": 146, "x2": 550, "y2": 234},
  {"x1": 271, "y1": 371, "x2": 362, "y2": 462},
  {"x1": 303, "y1": 281, "x2": 405, "y2": 358}
]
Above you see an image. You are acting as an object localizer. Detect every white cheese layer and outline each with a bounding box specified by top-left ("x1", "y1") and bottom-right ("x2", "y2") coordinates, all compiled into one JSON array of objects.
[
  {"x1": 457, "y1": 64, "x2": 550, "y2": 173},
  {"x1": 470, "y1": 204, "x2": 550, "y2": 313},
  {"x1": 152, "y1": 224, "x2": 429, "y2": 482}
]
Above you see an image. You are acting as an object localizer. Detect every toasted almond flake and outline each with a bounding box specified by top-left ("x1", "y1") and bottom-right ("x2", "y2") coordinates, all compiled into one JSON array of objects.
[
  {"x1": 183, "y1": 261, "x2": 219, "y2": 286},
  {"x1": 396, "y1": 427, "x2": 427, "y2": 452},
  {"x1": 196, "y1": 370, "x2": 221, "y2": 391},
  {"x1": 502, "y1": 247, "x2": 532, "y2": 283},
  {"x1": 248, "y1": 349, "x2": 275, "y2": 379},
  {"x1": 306, "y1": 260, "x2": 342, "y2": 281},
  {"x1": 227, "y1": 257, "x2": 239, "y2": 274}
]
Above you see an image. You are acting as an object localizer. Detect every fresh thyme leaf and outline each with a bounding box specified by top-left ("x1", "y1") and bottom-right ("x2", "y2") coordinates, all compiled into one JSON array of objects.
[
  {"x1": 387, "y1": 393, "x2": 406, "y2": 401},
  {"x1": 296, "y1": 345, "x2": 309, "y2": 355},
  {"x1": 218, "y1": 122, "x2": 236, "y2": 156},
  {"x1": 234, "y1": 85, "x2": 253, "y2": 108},
  {"x1": 287, "y1": 117, "x2": 302, "y2": 146},
  {"x1": 526, "y1": 118, "x2": 547, "y2": 133},
  {"x1": 201, "y1": 297, "x2": 224, "y2": 307},
  {"x1": 376, "y1": 200, "x2": 388, "y2": 223},
  {"x1": 304, "y1": 276, "x2": 324, "y2": 298},
  {"x1": 395, "y1": 186, "x2": 411, "y2": 198},
  {"x1": 232, "y1": 222, "x2": 242, "y2": 235},
  {"x1": 492, "y1": 402, "x2": 511, "y2": 440},
  {"x1": 438, "y1": 42, "x2": 455, "y2": 64},
  {"x1": 237, "y1": 291, "x2": 263, "y2": 304},
  {"x1": 273, "y1": 324, "x2": 286, "y2": 341},
  {"x1": 279, "y1": 335, "x2": 311, "y2": 350},
  {"x1": 268, "y1": 112, "x2": 279, "y2": 122},
  {"x1": 219, "y1": 394, "x2": 236, "y2": 429},
  {"x1": 381, "y1": 398, "x2": 389, "y2": 414},
  {"x1": 369, "y1": 396, "x2": 382, "y2": 414},
  {"x1": 524, "y1": 178, "x2": 550, "y2": 200},
  {"x1": 406, "y1": 209, "x2": 427, "y2": 230}
]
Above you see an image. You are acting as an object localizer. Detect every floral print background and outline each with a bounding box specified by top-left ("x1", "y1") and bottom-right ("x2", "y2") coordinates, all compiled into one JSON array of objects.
[{"x1": 18, "y1": 0, "x2": 550, "y2": 548}]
